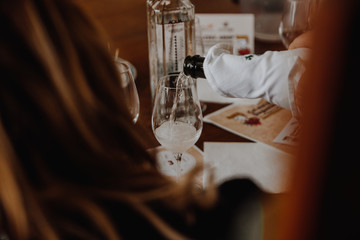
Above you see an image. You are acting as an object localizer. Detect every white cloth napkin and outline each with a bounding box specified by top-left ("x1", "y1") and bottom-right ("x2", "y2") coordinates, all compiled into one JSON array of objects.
[
  {"x1": 203, "y1": 142, "x2": 294, "y2": 193},
  {"x1": 203, "y1": 43, "x2": 310, "y2": 110},
  {"x1": 197, "y1": 77, "x2": 260, "y2": 105}
]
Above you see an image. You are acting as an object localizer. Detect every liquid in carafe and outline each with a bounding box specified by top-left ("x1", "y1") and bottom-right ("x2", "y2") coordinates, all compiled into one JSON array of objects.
[{"x1": 147, "y1": 0, "x2": 196, "y2": 99}]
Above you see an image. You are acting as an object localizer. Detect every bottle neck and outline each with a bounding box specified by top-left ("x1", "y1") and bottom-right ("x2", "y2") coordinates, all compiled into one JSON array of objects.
[{"x1": 183, "y1": 55, "x2": 205, "y2": 79}]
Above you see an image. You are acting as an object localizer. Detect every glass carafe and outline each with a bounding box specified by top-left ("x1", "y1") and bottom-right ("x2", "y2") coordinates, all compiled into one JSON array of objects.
[{"x1": 147, "y1": 0, "x2": 196, "y2": 99}]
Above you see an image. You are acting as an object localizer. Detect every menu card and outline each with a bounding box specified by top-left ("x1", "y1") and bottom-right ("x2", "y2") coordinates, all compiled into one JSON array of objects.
[
  {"x1": 273, "y1": 117, "x2": 301, "y2": 146},
  {"x1": 196, "y1": 13, "x2": 255, "y2": 55},
  {"x1": 204, "y1": 100, "x2": 295, "y2": 154},
  {"x1": 203, "y1": 142, "x2": 293, "y2": 193}
]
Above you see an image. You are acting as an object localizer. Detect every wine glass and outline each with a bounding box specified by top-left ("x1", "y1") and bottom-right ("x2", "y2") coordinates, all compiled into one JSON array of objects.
[
  {"x1": 152, "y1": 73, "x2": 203, "y2": 182},
  {"x1": 278, "y1": 0, "x2": 310, "y2": 49},
  {"x1": 115, "y1": 59, "x2": 140, "y2": 124}
]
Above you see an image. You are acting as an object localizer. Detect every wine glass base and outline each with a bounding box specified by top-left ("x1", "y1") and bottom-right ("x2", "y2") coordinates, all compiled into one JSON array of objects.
[{"x1": 156, "y1": 151, "x2": 196, "y2": 177}]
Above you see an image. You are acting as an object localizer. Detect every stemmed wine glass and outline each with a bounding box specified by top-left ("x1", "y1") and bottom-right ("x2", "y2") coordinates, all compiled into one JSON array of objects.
[
  {"x1": 152, "y1": 73, "x2": 203, "y2": 182},
  {"x1": 278, "y1": 0, "x2": 310, "y2": 49},
  {"x1": 115, "y1": 59, "x2": 140, "y2": 124}
]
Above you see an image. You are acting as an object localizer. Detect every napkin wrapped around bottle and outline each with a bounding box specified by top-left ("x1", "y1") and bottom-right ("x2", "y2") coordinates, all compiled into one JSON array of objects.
[{"x1": 203, "y1": 43, "x2": 310, "y2": 111}]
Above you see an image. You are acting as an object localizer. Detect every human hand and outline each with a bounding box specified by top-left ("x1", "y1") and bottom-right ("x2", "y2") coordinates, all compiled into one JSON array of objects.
[{"x1": 288, "y1": 30, "x2": 314, "y2": 50}]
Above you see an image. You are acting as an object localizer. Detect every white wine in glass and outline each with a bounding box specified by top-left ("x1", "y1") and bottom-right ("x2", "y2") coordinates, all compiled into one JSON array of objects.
[
  {"x1": 152, "y1": 72, "x2": 203, "y2": 181},
  {"x1": 279, "y1": 0, "x2": 310, "y2": 48}
]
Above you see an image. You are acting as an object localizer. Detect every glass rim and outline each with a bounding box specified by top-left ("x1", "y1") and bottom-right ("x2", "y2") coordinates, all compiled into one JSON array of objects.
[
  {"x1": 158, "y1": 73, "x2": 194, "y2": 89},
  {"x1": 114, "y1": 60, "x2": 132, "y2": 75}
]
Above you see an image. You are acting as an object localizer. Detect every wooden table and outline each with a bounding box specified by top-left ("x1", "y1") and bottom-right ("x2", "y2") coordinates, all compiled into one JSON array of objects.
[{"x1": 77, "y1": 0, "x2": 286, "y2": 150}]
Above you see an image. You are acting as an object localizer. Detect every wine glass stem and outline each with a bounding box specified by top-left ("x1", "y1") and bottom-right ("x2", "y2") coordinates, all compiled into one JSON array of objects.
[{"x1": 174, "y1": 152, "x2": 182, "y2": 182}]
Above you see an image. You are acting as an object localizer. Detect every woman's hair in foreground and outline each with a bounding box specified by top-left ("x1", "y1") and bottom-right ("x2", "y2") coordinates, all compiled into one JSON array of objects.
[{"x1": 0, "y1": 0, "x2": 215, "y2": 239}]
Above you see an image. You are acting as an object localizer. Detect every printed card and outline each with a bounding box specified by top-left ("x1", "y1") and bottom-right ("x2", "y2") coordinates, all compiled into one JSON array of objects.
[
  {"x1": 195, "y1": 13, "x2": 255, "y2": 55},
  {"x1": 273, "y1": 117, "x2": 301, "y2": 146},
  {"x1": 204, "y1": 100, "x2": 295, "y2": 154}
]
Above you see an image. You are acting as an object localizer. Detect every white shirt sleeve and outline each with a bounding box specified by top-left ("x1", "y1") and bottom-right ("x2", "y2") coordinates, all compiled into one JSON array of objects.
[{"x1": 203, "y1": 43, "x2": 311, "y2": 110}]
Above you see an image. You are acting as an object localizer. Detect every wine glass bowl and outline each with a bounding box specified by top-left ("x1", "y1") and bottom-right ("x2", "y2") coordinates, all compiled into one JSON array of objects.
[
  {"x1": 278, "y1": 0, "x2": 310, "y2": 49},
  {"x1": 152, "y1": 73, "x2": 203, "y2": 181},
  {"x1": 115, "y1": 59, "x2": 140, "y2": 124}
]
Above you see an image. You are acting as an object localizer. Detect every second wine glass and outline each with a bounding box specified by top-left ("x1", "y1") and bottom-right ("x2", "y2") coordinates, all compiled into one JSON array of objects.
[
  {"x1": 152, "y1": 73, "x2": 203, "y2": 182},
  {"x1": 278, "y1": 0, "x2": 310, "y2": 49},
  {"x1": 115, "y1": 59, "x2": 140, "y2": 124}
]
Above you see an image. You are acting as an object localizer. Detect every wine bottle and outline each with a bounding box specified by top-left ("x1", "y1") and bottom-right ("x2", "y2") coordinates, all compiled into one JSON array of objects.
[
  {"x1": 147, "y1": 0, "x2": 196, "y2": 99},
  {"x1": 183, "y1": 55, "x2": 205, "y2": 79}
]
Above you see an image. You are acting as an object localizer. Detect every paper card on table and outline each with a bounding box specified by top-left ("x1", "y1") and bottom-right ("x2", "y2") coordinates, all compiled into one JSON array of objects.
[
  {"x1": 204, "y1": 100, "x2": 295, "y2": 154},
  {"x1": 273, "y1": 117, "x2": 301, "y2": 146},
  {"x1": 203, "y1": 142, "x2": 294, "y2": 193},
  {"x1": 196, "y1": 13, "x2": 255, "y2": 55}
]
